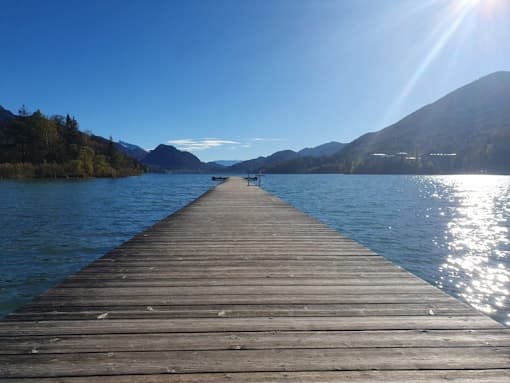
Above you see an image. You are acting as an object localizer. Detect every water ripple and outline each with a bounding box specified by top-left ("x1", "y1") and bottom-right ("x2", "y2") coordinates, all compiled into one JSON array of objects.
[
  {"x1": 0, "y1": 174, "x2": 212, "y2": 318},
  {"x1": 264, "y1": 174, "x2": 510, "y2": 325}
]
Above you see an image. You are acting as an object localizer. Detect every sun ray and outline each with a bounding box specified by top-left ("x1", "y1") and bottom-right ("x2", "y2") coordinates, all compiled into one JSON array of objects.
[{"x1": 383, "y1": 0, "x2": 479, "y2": 125}]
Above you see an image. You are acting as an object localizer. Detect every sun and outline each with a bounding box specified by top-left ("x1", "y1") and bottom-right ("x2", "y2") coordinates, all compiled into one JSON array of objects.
[
  {"x1": 456, "y1": 0, "x2": 483, "y2": 10},
  {"x1": 387, "y1": 0, "x2": 508, "y2": 119},
  {"x1": 459, "y1": 0, "x2": 509, "y2": 13}
]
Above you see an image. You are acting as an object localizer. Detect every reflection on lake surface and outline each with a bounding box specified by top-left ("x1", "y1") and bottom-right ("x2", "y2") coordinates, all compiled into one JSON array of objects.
[
  {"x1": 1, "y1": 174, "x2": 509, "y2": 325},
  {"x1": 264, "y1": 175, "x2": 510, "y2": 325},
  {"x1": 434, "y1": 176, "x2": 510, "y2": 322}
]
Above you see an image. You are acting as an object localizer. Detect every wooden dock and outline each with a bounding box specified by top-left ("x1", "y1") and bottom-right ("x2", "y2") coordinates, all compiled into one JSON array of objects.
[{"x1": 1, "y1": 176, "x2": 509, "y2": 382}]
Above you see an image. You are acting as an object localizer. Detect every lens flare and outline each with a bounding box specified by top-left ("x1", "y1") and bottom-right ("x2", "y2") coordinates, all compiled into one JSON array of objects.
[
  {"x1": 462, "y1": 0, "x2": 481, "y2": 7},
  {"x1": 388, "y1": 1, "x2": 474, "y2": 118},
  {"x1": 458, "y1": 0, "x2": 509, "y2": 16},
  {"x1": 383, "y1": 0, "x2": 509, "y2": 126}
]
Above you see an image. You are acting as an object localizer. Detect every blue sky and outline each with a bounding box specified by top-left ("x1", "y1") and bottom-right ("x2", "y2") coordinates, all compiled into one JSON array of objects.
[{"x1": 1, "y1": 0, "x2": 509, "y2": 161}]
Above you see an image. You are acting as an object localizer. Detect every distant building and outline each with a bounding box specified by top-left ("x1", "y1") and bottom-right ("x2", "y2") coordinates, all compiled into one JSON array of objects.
[{"x1": 371, "y1": 153, "x2": 394, "y2": 157}]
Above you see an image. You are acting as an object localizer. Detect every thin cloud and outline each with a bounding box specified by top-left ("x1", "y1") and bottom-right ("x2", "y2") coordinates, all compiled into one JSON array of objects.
[
  {"x1": 167, "y1": 138, "x2": 240, "y2": 151},
  {"x1": 166, "y1": 137, "x2": 284, "y2": 152}
]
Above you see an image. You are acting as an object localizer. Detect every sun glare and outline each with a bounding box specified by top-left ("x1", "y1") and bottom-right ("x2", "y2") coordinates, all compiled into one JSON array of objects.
[
  {"x1": 384, "y1": 0, "x2": 508, "y2": 125},
  {"x1": 454, "y1": 0, "x2": 509, "y2": 17},
  {"x1": 461, "y1": 0, "x2": 481, "y2": 7},
  {"x1": 460, "y1": 0, "x2": 509, "y2": 14}
]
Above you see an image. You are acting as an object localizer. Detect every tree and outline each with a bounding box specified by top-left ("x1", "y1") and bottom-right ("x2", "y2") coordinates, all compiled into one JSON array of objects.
[
  {"x1": 0, "y1": 107, "x2": 143, "y2": 178},
  {"x1": 18, "y1": 105, "x2": 29, "y2": 117},
  {"x1": 108, "y1": 135, "x2": 122, "y2": 168}
]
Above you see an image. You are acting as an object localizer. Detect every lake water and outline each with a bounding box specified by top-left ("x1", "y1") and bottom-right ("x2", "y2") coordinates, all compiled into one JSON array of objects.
[
  {"x1": 265, "y1": 174, "x2": 510, "y2": 325},
  {"x1": 1, "y1": 174, "x2": 509, "y2": 325},
  {"x1": 0, "y1": 174, "x2": 212, "y2": 317}
]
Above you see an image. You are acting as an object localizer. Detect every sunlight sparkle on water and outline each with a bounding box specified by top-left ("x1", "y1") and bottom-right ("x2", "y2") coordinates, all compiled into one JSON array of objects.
[
  {"x1": 435, "y1": 176, "x2": 510, "y2": 319},
  {"x1": 263, "y1": 175, "x2": 510, "y2": 325}
]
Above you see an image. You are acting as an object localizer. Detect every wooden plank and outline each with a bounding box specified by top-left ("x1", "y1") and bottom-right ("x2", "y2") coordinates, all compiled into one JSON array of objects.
[
  {"x1": 99, "y1": 255, "x2": 381, "y2": 261},
  {"x1": 7, "y1": 302, "x2": 477, "y2": 320},
  {"x1": 23, "y1": 293, "x2": 463, "y2": 307},
  {"x1": 2, "y1": 329, "x2": 510, "y2": 355},
  {"x1": 3, "y1": 370, "x2": 510, "y2": 383},
  {"x1": 90, "y1": 259, "x2": 390, "y2": 266},
  {"x1": 66, "y1": 271, "x2": 414, "y2": 279},
  {"x1": 78, "y1": 265, "x2": 404, "y2": 273},
  {"x1": 0, "y1": 316, "x2": 502, "y2": 336},
  {"x1": 58, "y1": 277, "x2": 426, "y2": 287},
  {"x1": 40, "y1": 285, "x2": 440, "y2": 297},
  {"x1": 2, "y1": 348, "x2": 510, "y2": 378}
]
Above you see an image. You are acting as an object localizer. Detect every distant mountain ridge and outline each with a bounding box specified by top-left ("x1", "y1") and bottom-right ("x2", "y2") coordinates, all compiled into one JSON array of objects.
[
  {"x1": 298, "y1": 141, "x2": 346, "y2": 157},
  {"x1": 264, "y1": 71, "x2": 510, "y2": 174},
  {"x1": 115, "y1": 141, "x2": 148, "y2": 161},
  {"x1": 228, "y1": 150, "x2": 299, "y2": 173},
  {"x1": 142, "y1": 144, "x2": 203, "y2": 172},
  {"x1": 228, "y1": 142, "x2": 346, "y2": 173},
  {"x1": 117, "y1": 141, "x2": 348, "y2": 174},
  {"x1": 213, "y1": 160, "x2": 240, "y2": 167},
  {"x1": 332, "y1": 71, "x2": 510, "y2": 173},
  {"x1": 141, "y1": 144, "x2": 224, "y2": 173}
]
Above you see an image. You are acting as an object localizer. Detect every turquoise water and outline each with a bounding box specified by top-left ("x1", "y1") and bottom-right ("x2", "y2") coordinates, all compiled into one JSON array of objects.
[{"x1": 1, "y1": 174, "x2": 509, "y2": 325}]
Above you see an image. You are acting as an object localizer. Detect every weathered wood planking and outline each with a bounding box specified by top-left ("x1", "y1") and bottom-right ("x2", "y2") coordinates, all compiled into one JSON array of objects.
[{"x1": 1, "y1": 177, "x2": 509, "y2": 382}]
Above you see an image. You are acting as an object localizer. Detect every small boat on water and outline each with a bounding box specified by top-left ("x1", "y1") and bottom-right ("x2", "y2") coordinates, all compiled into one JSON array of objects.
[{"x1": 211, "y1": 176, "x2": 228, "y2": 181}]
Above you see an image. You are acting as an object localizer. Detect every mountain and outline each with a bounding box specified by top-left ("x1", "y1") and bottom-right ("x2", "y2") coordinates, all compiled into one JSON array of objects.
[
  {"x1": 267, "y1": 71, "x2": 510, "y2": 174},
  {"x1": 228, "y1": 150, "x2": 300, "y2": 173},
  {"x1": 226, "y1": 142, "x2": 347, "y2": 173},
  {"x1": 298, "y1": 141, "x2": 346, "y2": 157},
  {"x1": 213, "y1": 160, "x2": 240, "y2": 167},
  {"x1": 0, "y1": 106, "x2": 15, "y2": 121},
  {"x1": 142, "y1": 144, "x2": 223, "y2": 172},
  {"x1": 115, "y1": 140, "x2": 148, "y2": 161},
  {"x1": 143, "y1": 144, "x2": 202, "y2": 172}
]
